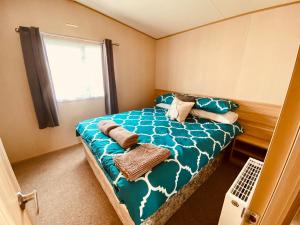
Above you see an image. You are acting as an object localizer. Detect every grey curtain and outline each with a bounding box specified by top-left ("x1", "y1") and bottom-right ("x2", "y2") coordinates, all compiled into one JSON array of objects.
[
  {"x1": 102, "y1": 39, "x2": 119, "y2": 114},
  {"x1": 18, "y1": 26, "x2": 59, "y2": 129}
]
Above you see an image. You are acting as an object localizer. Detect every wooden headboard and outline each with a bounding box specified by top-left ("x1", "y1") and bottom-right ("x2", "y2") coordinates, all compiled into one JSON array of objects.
[{"x1": 154, "y1": 89, "x2": 282, "y2": 149}]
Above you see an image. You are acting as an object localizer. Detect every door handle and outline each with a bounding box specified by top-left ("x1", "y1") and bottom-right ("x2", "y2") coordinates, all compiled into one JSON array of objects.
[{"x1": 17, "y1": 190, "x2": 39, "y2": 214}]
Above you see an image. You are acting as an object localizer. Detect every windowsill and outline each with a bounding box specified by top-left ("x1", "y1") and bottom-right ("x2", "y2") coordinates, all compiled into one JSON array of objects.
[{"x1": 57, "y1": 96, "x2": 104, "y2": 103}]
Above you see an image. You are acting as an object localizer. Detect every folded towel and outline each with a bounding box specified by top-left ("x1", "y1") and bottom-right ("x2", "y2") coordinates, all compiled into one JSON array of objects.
[
  {"x1": 98, "y1": 120, "x2": 119, "y2": 135},
  {"x1": 109, "y1": 126, "x2": 139, "y2": 149},
  {"x1": 114, "y1": 143, "x2": 171, "y2": 181}
]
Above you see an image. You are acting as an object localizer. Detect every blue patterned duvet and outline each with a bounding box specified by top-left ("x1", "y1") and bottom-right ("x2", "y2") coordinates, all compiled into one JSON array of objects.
[{"x1": 76, "y1": 107, "x2": 242, "y2": 224}]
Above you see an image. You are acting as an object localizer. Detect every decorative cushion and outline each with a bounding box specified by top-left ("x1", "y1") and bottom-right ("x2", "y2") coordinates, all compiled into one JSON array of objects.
[
  {"x1": 194, "y1": 97, "x2": 239, "y2": 114},
  {"x1": 155, "y1": 93, "x2": 175, "y2": 105},
  {"x1": 191, "y1": 109, "x2": 238, "y2": 124},
  {"x1": 166, "y1": 97, "x2": 195, "y2": 123}
]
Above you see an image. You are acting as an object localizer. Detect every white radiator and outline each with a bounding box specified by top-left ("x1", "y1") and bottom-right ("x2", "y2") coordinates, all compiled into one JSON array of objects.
[{"x1": 218, "y1": 158, "x2": 264, "y2": 225}]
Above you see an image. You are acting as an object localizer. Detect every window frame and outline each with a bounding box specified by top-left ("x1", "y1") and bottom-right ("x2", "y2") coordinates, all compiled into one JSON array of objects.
[{"x1": 42, "y1": 33, "x2": 105, "y2": 103}]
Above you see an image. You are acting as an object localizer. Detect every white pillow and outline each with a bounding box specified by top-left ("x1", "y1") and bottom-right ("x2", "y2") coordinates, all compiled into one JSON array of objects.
[
  {"x1": 156, "y1": 103, "x2": 171, "y2": 110},
  {"x1": 166, "y1": 97, "x2": 194, "y2": 123},
  {"x1": 191, "y1": 109, "x2": 238, "y2": 124}
]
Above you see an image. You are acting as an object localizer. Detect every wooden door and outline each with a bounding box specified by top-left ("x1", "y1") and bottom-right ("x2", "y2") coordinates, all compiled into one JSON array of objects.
[
  {"x1": 244, "y1": 46, "x2": 300, "y2": 225},
  {"x1": 0, "y1": 138, "x2": 34, "y2": 225}
]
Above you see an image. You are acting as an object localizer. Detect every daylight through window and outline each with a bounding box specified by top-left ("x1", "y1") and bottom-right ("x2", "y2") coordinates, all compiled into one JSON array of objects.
[{"x1": 43, "y1": 35, "x2": 104, "y2": 102}]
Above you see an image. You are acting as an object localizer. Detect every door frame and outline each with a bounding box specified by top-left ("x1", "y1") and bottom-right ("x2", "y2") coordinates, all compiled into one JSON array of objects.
[
  {"x1": 245, "y1": 46, "x2": 300, "y2": 225},
  {"x1": 261, "y1": 128, "x2": 300, "y2": 224}
]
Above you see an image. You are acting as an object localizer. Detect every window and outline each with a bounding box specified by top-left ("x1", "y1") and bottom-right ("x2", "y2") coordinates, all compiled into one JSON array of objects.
[{"x1": 43, "y1": 35, "x2": 104, "y2": 102}]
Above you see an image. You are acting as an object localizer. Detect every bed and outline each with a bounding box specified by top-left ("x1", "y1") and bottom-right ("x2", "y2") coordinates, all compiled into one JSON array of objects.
[{"x1": 76, "y1": 106, "x2": 243, "y2": 225}]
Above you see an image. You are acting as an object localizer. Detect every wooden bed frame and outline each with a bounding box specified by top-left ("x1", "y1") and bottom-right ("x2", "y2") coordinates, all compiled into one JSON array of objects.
[
  {"x1": 81, "y1": 140, "x2": 135, "y2": 225},
  {"x1": 81, "y1": 90, "x2": 281, "y2": 225}
]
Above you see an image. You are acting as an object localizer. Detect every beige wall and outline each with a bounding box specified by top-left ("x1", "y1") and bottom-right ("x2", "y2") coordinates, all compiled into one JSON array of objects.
[
  {"x1": 155, "y1": 3, "x2": 300, "y2": 105},
  {"x1": 1, "y1": 1, "x2": 300, "y2": 163},
  {"x1": 0, "y1": 0, "x2": 155, "y2": 163}
]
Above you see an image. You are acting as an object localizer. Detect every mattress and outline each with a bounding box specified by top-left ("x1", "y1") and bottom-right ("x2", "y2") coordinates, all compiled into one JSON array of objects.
[{"x1": 76, "y1": 107, "x2": 243, "y2": 224}]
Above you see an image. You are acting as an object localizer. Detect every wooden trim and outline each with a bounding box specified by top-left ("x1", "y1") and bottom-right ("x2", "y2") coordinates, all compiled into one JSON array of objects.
[
  {"x1": 154, "y1": 89, "x2": 281, "y2": 148},
  {"x1": 257, "y1": 128, "x2": 300, "y2": 225},
  {"x1": 81, "y1": 140, "x2": 135, "y2": 225},
  {"x1": 235, "y1": 135, "x2": 269, "y2": 149},
  {"x1": 282, "y1": 189, "x2": 300, "y2": 225},
  {"x1": 246, "y1": 46, "x2": 300, "y2": 225},
  {"x1": 157, "y1": 1, "x2": 300, "y2": 40}
]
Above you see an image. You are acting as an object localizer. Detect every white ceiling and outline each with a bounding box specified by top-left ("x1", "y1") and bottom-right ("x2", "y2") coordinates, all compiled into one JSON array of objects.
[{"x1": 75, "y1": 0, "x2": 298, "y2": 39}]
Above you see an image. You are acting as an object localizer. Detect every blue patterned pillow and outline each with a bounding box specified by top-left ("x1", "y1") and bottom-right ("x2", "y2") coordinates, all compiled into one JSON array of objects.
[
  {"x1": 195, "y1": 97, "x2": 239, "y2": 114},
  {"x1": 155, "y1": 93, "x2": 175, "y2": 105}
]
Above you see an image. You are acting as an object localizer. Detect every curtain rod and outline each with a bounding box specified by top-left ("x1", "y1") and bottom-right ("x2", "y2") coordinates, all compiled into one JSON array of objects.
[{"x1": 15, "y1": 27, "x2": 120, "y2": 46}]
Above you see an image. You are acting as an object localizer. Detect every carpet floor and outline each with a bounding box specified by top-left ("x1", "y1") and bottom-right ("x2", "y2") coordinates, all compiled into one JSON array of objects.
[{"x1": 13, "y1": 144, "x2": 240, "y2": 225}]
